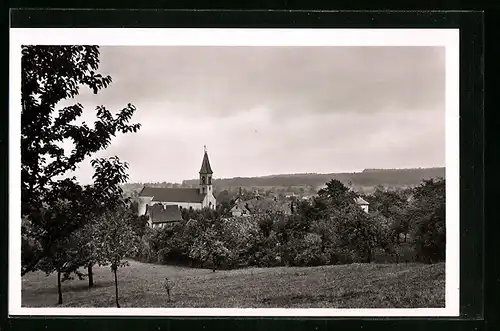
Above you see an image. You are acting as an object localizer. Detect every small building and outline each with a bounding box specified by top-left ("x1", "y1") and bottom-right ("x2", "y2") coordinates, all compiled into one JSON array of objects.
[
  {"x1": 147, "y1": 204, "x2": 183, "y2": 229},
  {"x1": 300, "y1": 193, "x2": 316, "y2": 200},
  {"x1": 232, "y1": 196, "x2": 292, "y2": 216},
  {"x1": 230, "y1": 203, "x2": 251, "y2": 217},
  {"x1": 355, "y1": 197, "x2": 370, "y2": 213}
]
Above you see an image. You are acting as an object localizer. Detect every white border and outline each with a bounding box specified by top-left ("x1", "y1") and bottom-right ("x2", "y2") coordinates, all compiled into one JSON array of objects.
[{"x1": 9, "y1": 28, "x2": 460, "y2": 317}]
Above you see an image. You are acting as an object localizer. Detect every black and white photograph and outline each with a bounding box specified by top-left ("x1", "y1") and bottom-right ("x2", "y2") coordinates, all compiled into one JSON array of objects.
[{"x1": 9, "y1": 28, "x2": 460, "y2": 317}]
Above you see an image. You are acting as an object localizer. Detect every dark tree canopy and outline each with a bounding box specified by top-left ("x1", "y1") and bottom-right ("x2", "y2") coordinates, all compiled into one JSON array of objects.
[
  {"x1": 21, "y1": 45, "x2": 141, "y2": 276},
  {"x1": 317, "y1": 179, "x2": 357, "y2": 210}
]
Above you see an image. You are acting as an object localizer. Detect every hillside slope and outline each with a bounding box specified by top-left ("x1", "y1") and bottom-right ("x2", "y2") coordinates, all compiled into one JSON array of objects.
[
  {"x1": 22, "y1": 260, "x2": 445, "y2": 308},
  {"x1": 184, "y1": 167, "x2": 445, "y2": 190}
]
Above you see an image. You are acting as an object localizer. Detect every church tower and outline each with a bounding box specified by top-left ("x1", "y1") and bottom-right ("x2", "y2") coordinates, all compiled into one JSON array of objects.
[{"x1": 199, "y1": 146, "x2": 213, "y2": 196}]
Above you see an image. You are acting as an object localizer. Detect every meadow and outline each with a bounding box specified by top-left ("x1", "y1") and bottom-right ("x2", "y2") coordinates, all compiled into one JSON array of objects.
[{"x1": 22, "y1": 260, "x2": 445, "y2": 308}]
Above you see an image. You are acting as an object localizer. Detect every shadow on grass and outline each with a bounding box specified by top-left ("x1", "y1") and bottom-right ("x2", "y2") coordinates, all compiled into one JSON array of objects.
[
  {"x1": 24, "y1": 280, "x2": 115, "y2": 296},
  {"x1": 65, "y1": 280, "x2": 115, "y2": 293}
]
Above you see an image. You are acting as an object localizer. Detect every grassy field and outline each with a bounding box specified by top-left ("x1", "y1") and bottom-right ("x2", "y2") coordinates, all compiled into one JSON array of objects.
[{"x1": 22, "y1": 260, "x2": 445, "y2": 308}]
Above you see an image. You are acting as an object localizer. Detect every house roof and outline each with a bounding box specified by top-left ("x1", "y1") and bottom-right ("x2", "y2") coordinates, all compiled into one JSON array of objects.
[
  {"x1": 199, "y1": 151, "x2": 213, "y2": 174},
  {"x1": 355, "y1": 197, "x2": 370, "y2": 205},
  {"x1": 239, "y1": 197, "x2": 291, "y2": 214},
  {"x1": 139, "y1": 186, "x2": 205, "y2": 203},
  {"x1": 148, "y1": 204, "x2": 183, "y2": 224},
  {"x1": 231, "y1": 204, "x2": 251, "y2": 212}
]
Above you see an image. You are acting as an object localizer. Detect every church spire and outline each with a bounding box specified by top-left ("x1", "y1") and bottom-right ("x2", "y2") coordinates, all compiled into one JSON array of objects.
[{"x1": 199, "y1": 147, "x2": 213, "y2": 174}]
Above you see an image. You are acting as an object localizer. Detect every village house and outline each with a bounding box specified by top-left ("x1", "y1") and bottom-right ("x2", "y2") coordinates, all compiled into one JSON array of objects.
[
  {"x1": 355, "y1": 196, "x2": 370, "y2": 213},
  {"x1": 136, "y1": 148, "x2": 217, "y2": 227},
  {"x1": 147, "y1": 204, "x2": 183, "y2": 229},
  {"x1": 230, "y1": 195, "x2": 292, "y2": 217},
  {"x1": 230, "y1": 203, "x2": 251, "y2": 217}
]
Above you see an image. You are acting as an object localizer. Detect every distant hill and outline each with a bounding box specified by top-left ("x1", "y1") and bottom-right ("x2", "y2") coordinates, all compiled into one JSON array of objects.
[
  {"x1": 182, "y1": 167, "x2": 444, "y2": 190},
  {"x1": 121, "y1": 167, "x2": 445, "y2": 197}
]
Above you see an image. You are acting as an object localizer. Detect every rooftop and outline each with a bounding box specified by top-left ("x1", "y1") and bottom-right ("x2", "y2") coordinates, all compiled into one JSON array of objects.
[
  {"x1": 147, "y1": 203, "x2": 183, "y2": 223},
  {"x1": 139, "y1": 186, "x2": 205, "y2": 203}
]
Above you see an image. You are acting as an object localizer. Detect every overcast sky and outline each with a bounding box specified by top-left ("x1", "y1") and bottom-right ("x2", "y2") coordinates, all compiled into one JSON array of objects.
[{"x1": 59, "y1": 46, "x2": 445, "y2": 184}]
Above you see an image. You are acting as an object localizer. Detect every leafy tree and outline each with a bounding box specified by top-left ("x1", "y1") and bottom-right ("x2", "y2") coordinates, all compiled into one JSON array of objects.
[
  {"x1": 310, "y1": 218, "x2": 339, "y2": 255},
  {"x1": 189, "y1": 227, "x2": 230, "y2": 272},
  {"x1": 257, "y1": 214, "x2": 274, "y2": 237},
  {"x1": 21, "y1": 45, "x2": 141, "y2": 276},
  {"x1": 317, "y1": 179, "x2": 357, "y2": 209},
  {"x1": 81, "y1": 157, "x2": 132, "y2": 286},
  {"x1": 36, "y1": 199, "x2": 87, "y2": 304},
  {"x1": 409, "y1": 179, "x2": 446, "y2": 263},
  {"x1": 94, "y1": 207, "x2": 140, "y2": 307},
  {"x1": 334, "y1": 204, "x2": 379, "y2": 263},
  {"x1": 293, "y1": 232, "x2": 327, "y2": 266},
  {"x1": 128, "y1": 200, "x2": 150, "y2": 237}
]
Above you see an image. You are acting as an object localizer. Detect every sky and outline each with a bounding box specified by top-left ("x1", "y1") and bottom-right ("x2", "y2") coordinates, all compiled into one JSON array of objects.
[{"x1": 58, "y1": 46, "x2": 445, "y2": 184}]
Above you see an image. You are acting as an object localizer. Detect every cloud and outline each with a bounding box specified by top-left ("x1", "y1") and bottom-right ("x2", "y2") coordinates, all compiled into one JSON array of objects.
[
  {"x1": 56, "y1": 46, "x2": 445, "y2": 184},
  {"x1": 71, "y1": 46, "x2": 444, "y2": 118}
]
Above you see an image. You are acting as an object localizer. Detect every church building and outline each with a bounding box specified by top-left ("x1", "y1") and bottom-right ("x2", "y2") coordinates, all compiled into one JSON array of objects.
[{"x1": 136, "y1": 148, "x2": 217, "y2": 227}]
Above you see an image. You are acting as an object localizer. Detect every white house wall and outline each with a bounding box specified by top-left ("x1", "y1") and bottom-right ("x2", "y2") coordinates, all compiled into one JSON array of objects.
[
  {"x1": 137, "y1": 196, "x2": 153, "y2": 216},
  {"x1": 149, "y1": 201, "x2": 203, "y2": 210}
]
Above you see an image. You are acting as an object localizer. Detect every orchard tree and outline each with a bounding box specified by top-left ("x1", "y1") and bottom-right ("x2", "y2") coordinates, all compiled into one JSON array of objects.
[
  {"x1": 21, "y1": 45, "x2": 141, "y2": 276},
  {"x1": 80, "y1": 156, "x2": 132, "y2": 287},
  {"x1": 36, "y1": 199, "x2": 87, "y2": 305},
  {"x1": 189, "y1": 227, "x2": 230, "y2": 272},
  {"x1": 94, "y1": 207, "x2": 140, "y2": 308}
]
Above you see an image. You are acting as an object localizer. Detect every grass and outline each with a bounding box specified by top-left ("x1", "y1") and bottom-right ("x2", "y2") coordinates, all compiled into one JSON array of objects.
[{"x1": 22, "y1": 260, "x2": 445, "y2": 308}]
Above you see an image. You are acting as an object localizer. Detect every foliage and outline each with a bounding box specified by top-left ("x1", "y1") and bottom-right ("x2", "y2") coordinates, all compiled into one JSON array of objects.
[
  {"x1": 189, "y1": 227, "x2": 231, "y2": 272},
  {"x1": 21, "y1": 45, "x2": 141, "y2": 276},
  {"x1": 293, "y1": 233, "x2": 328, "y2": 266},
  {"x1": 408, "y1": 179, "x2": 446, "y2": 263},
  {"x1": 133, "y1": 178, "x2": 446, "y2": 269},
  {"x1": 93, "y1": 206, "x2": 140, "y2": 307}
]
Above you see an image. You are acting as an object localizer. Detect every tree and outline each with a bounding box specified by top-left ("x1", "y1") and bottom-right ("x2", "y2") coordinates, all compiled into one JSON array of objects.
[
  {"x1": 408, "y1": 179, "x2": 446, "y2": 263},
  {"x1": 293, "y1": 232, "x2": 328, "y2": 266},
  {"x1": 21, "y1": 45, "x2": 141, "y2": 276},
  {"x1": 36, "y1": 199, "x2": 87, "y2": 304},
  {"x1": 128, "y1": 200, "x2": 150, "y2": 238},
  {"x1": 94, "y1": 207, "x2": 139, "y2": 307},
  {"x1": 189, "y1": 227, "x2": 230, "y2": 272},
  {"x1": 317, "y1": 179, "x2": 357, "y2": 209},
  {"x1": 81, "y1": 157, "x2": 132, "y2": 287},
  {"x1": 333, "y1": 204, "x2": 379, "y2": 263}
]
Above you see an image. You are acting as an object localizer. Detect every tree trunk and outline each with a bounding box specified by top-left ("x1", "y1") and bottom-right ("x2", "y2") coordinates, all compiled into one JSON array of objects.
[
  {"x1": 113, "y1": 267, "x2": 120, "y2": 308},
  {"x1": 366, "y1": 249, "x2": 372, "y2": 263},
  {"x1": 212, "y1": 255, "x2": 216, "y2": 272},
  {"x1": 88, "y1": 263, "x2": 94, "y2": 287},
  {"x1": 57, "y1": 269, "x2": 63, "y2": 305}
]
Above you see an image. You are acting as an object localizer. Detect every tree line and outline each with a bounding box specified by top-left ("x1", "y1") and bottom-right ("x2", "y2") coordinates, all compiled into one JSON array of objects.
[{"x1": 136, "y1": 177, "x2": 445, "y2": 270}]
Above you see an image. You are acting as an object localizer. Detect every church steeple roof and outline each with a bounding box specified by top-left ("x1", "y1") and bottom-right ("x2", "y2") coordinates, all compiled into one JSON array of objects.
[{"x1": 199, "y1": 148, "x2": 213, "y2": 174}]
